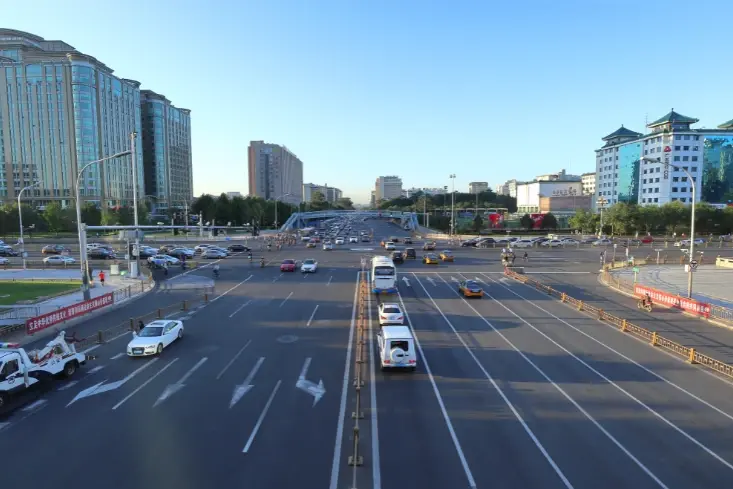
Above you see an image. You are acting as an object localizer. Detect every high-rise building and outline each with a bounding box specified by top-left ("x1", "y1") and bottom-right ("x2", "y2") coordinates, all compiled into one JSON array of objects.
[
  {"x1": 248, "y1": 141, "x2": 303, "y2": 205},
  {"x1": 303, "y1": 183, "x2": 342, "y2": 203},
  {"x1": 596, "y1": 110, "x2": 733, "y2": 207},
  {"x1": 581, "y1": 172, "x2": 596, "y2": 196},
  {"x1": 495, "y1": 183, "x2": 509, "y2": 195},
  {"x1": 468, "y1": 182, "x2": 489, "y2": 194},
  {"x1": 140, "y1": 90, "x2": 192, "y2": 213},
  {"x1": 374, "y1": 176, "x2": 402, "y2": 202},
  {"x1": 402, "y1": 187, "x2": 444, "y2": 198},
  {"x1": 0, "y1": 29, "x2": 143, "y2": 206}
]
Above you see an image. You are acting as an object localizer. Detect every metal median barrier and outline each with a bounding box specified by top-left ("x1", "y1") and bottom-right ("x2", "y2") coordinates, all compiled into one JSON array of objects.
[
  {"x1": 347, "y1": 268, "x2": 370, "y2": 471},
  {"x1": 72, "y1": 291, "x2": 212, "y2": 352},
  {"x1": 504, "y1": 269, "x2": 733, "y2": 380}
]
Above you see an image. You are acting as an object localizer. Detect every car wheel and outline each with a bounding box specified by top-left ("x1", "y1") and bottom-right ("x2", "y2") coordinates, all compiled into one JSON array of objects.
[
  {"x1": 178, "y1": 329, "x2": 183, "y2": 339},
  {"x1": 157, "y1": 343, "x2": 163, "y2": 354},
  {"x1": 63, "y1": 360, "x2": 77, "y2": 377}
]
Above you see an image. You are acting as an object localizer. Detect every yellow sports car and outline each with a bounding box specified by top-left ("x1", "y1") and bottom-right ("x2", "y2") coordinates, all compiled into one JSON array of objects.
[
  {"x1": 422, "y1": 253, "x2": 440, "y2": 265},
  {"x1": 458, "y1": 280, "x2": 484, "y2": 298},
  {"x1": 440, "y1": 250, "x2": 454, "y2": 262}
]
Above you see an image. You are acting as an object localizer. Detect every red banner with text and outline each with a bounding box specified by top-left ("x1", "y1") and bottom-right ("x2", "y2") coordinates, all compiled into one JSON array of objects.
[
  {"x1": 634, "y1": 284, "x2": 710, "y2": 318},
  {"x1": 26, "y1": 293, "x2": 115, "y2": 335}
]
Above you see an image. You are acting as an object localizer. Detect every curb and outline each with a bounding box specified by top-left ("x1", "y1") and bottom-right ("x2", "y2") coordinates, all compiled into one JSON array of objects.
[
  {"x1": 597, "y1": 272, "x2": 733, "y2": 333},
  {"x1": 16, "y1": 280, "x2": 157, "y2": 347}
]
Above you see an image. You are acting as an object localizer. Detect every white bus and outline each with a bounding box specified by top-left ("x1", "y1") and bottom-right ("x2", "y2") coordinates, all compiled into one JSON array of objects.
[{"x1": 371, "y1": 256, "x2": 398, "y2": 294}]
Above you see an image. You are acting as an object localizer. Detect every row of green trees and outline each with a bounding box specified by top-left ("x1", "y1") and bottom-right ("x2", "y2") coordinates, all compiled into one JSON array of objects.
[
  {"x1": 378, "y1": 190, "x2": 517, "y2": 214},
  {"x1": 190, "y1": 191, "x2": 354, "y2": 229},
  {"x1": 568, "y1": 202, "x2": 733, "y2": 236}
]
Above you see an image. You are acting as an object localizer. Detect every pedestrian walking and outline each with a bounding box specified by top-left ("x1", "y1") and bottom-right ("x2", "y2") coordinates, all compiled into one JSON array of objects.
[
  {"x1": 99, "y1": 270, "x2": 105, "y2": 286},
  {"x1": 138, "y1": 320, "x2": 145, "y2": 333}
]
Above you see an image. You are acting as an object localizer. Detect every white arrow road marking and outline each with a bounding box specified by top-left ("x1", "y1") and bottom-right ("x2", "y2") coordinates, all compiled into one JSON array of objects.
[
  {"x1": 296, "y1": 357, "x2": 326, "y2": 406},
  {"x1": 229, "y1": 300, "x2": 252, "y2": 318},
  {"x1": 154, "y1": 357, "x2": 208, "y2": 407},
  {"x1": 401, "y1": 276, "x2": 411, "y2": 287},
  {"x1": 67, "y1": 358, "x2": 159, "y2": 406},
  {"x1": 113, "y1": 358, "x2": 179, "y2": 410},
  {"x1": 450, "y1": 276, "x2": 459, "y2": 283},
  {"x1": 110, "y1": 353, "x2": 125, "y2": 360},
  {"x1": 279, "y1": 292, "x2": 293, "y2": 308},
  {"x1": 243, "y1": 380, "x2": 282, "y2": 453},
  {"x1": 230, "y1": 357, "x2": 265, "y2": 408},
  {"x1": 216, "y1": 340, "x2": 252, "y2": 380},
  {"x1": 306, "y1": 305, "x2": 320, "y2": 327},
  {"x1": 426, "y1": 276, "x2": 437, "y2": 286},
  {"x1": 327, "y1": 276, "x2": 333, "y2": 286}
]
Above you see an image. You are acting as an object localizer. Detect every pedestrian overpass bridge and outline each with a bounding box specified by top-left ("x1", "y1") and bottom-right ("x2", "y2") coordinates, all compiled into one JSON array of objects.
[{"x1": 280, "y1": 210, "x2": 419, "y2": 232}]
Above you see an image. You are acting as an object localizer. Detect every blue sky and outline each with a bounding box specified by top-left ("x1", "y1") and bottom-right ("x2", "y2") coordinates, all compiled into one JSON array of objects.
[{"x1": 7, "y1": 0, "x2": 733, "y2": 203}]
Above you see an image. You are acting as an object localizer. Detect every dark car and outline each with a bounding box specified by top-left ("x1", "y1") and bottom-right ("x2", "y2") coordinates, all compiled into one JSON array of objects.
[
  {"x1": 41, "y1": 244, "x2": 70, "y2": 255},
  {"x1": 167, "y1": 248, "x2": 194, "y2": 259},
  {"x1": 88, "y1": 248, "x2": 116, "y2": 259},
  {"x1": 361, "y1": 236, "x2": 370, "y2": 242},
  {"x1": 461, "y1": 238, "x2": 479, "y2": 247},
  {"x1": 389, "y1": 236, "x2": 400, "y2": 243},
  {"x1": 404, "y1": 247, "x2": 417, "y2": 259},
  {"x1": 403, "y1": 237, "x2": 413, "y2": 244},
  {"x1": 0, "y1": 246, "x2": 18, "y2": 256},
  {"x1": 391, "y1": 251, "x2": 404, "y2": 263},
  {"x1": 227, "y1": 244, "x2": 251, "y2": 252}
]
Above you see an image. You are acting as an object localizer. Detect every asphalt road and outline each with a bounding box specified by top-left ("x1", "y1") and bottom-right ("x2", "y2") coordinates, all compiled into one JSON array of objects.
[{"x1": 2, "y1": 219, "x2": 733, "y2": 489}]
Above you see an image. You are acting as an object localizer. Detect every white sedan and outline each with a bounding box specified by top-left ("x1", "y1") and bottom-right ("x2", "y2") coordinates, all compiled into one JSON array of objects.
[
  {"x1": 378, "y1": 303, "x2": 404, "y2": 325},
  {"x1": 0, "y1": 257, "x2": 9, "y2": 265},
  {"x1": 148, "y1": 254, "x2": 180, "y2": 265},
  {"x1": 513, "y1": 239, "x2": 535, "y2": 248},
  {"x1": 127, "y1": 320, "x2": 184, "y2": 356},
  {"x1": 323, "y1": 242, "x2": 334, "y2": 250},
  {"x1": 541, "y1": 239, "x2": 563, "y2": 247},
  {"x1": 384, "y1": 241, "x2": 396, "y2": 250},
  {"x1": 349, "y1": 236, "x2": 358, "y2": 243},
  {"x1": 43, "y1": 255, "x2": 76, "y2": 265},
  {"x1": 301, "y1": 259, "x2": 318, "y2": 273},
  {"x1": 335, "y1": 237, "x2": 345, "y2": 245}
]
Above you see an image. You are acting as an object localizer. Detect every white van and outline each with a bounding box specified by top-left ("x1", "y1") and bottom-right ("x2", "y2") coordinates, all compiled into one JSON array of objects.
[{"x1": 377, "y1": 326, "x2": 417, "y2": 371}]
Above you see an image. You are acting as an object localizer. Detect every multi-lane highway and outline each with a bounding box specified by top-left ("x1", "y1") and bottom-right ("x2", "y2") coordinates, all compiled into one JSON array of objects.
[{"x1": 3, "y1": 219, "x2": 733, "y2": 489}]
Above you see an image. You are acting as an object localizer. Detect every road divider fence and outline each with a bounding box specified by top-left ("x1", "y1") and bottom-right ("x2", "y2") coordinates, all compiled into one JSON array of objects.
[
  {"x1": 504, "y1": 269, "x2": 733, "y2": 380},
  {"x1": 348, "y1": 269, "x2": 369, "y2": 469}
]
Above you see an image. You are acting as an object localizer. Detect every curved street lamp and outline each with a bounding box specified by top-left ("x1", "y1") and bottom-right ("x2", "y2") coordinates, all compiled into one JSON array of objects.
[{"x1": 18, "y1": 181, "x2": 41, "y2": 269}]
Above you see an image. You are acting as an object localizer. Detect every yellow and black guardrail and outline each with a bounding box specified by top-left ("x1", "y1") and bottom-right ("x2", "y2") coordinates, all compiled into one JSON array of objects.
[{"x1": 504, "y1": 269, "x2": 733, "y2": 380}]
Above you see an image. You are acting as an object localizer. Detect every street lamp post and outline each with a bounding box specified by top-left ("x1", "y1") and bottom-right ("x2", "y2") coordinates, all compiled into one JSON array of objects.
[
  {"x1": 449, "y1": 174, "x2": 456, "y2": 236},
  {"x1": 18, "y1": 182, "x2": 41, "y2": 269},
  {"x1": 75, "y1": 150, "x2": 132, "y2": 300},
  {"x1": 641, "y1": 156, "x2": 697, "y2": 298}
]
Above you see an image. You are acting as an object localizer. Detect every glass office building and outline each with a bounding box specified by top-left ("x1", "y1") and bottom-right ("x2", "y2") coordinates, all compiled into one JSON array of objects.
[
  {"x1": 616, "y1": 142, "x2": 641, "y2": 203},
  {"x1": 140, "y1": 90, "x2": 193, "y2": 212},
  {"x1": 702, "y1": 129, "x2": 733, "y2": 202},
  {"x1": 0, "y1": 29, "x2": 142, "y2": 206}
]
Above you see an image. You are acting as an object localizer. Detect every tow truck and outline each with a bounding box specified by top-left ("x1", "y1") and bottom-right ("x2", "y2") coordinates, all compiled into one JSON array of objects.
[{"x1": 0, "y1": 331, "x2": 87, "y2": 410}]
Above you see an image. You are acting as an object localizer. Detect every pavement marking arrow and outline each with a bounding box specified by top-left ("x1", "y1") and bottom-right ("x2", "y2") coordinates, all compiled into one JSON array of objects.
[
  {"x1": 154, "y1": 357, "x2": 208, "y2": 407},
  {"x1": 474, "y1": 277, "x2": 487, "y2": 284},
  {"x1": 67, "y1": 358, "x2": 159, "y2": 407},
  {"x1": 230, "y1": 357, "x2": 265, "y2": 408},
  {"x1": 450, "y1": 276, "x2": 459, "y2": 283},
  {"x1": 426, "y1": 276, "x2": 437, "y2": 286},
  {"x1": 401, "y1": 276, "x2": 411, "y2": 287},
  {"x1": 295, "y1": 357, "x2": 326, "y2": 406},
  {"x1": 113, "y1": 358, "x2": 179, "y2": 410}
]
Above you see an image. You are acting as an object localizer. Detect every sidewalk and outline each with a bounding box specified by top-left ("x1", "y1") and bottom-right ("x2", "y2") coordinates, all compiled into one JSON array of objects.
[{"x1": 611, "y1": 265, "x2": 733, "y2": 309}]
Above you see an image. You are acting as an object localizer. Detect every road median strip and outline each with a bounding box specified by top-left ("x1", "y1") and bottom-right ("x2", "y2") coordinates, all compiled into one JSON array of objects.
[{"x1": 504, "y1": 269, "x2": 733, "y2": 381}]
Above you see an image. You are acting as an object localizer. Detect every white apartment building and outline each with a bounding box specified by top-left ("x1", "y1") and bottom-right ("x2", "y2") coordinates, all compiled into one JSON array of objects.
[
  {"x1": 516, "y1": 180, "x2": 584, "y2": 214},
  {"x1": 248, "y1": 141, "x2": 303, "y2": 205},
  {"x1": 468, "y1": 182, "x2": 489, "y2": 194},
  {"x1": 536, "y1": 169, "x2": 581, "y2": 182},
  {"x1": 495, "y1": 183, "x2": 509, "y2": 195},
  {"x1": 402, "y1": 187, "x2": 444, "y2": 198},
  {"x1": 596, "y1": 110, "x2": 733, "y2": 207},
  {"x1": 303, "y1": 183, "x2": 342, "y2": 203},
  {"x1": 581, "y1": 173, "x2": 596, "y2": 195},
  {"x1": 374, "y1": 176, "x2": 403, "y2": 201}
]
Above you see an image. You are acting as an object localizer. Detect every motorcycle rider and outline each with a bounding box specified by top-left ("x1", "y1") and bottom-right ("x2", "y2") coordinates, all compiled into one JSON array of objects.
[
  {"x1": 260, "y1": 256, "x2": 266, "y2": 267},
  {"x1": 213, "y1": 263, "x2": 220, "y2": 278}
]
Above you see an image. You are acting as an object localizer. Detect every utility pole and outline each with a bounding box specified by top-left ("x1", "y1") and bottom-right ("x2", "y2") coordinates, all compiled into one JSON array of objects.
[
  {"x1": 130, "y1": 132, "x2": 141, "y2": 278},
  {"x1": 184, "y1": 202, "x2": 189, "y2": 230},
  {"x1": 449, "y1": 174, "x2": 456, "y2": 236},
  {"x1": 199, "y1": 212, "x2": 203, "y2": 237}
]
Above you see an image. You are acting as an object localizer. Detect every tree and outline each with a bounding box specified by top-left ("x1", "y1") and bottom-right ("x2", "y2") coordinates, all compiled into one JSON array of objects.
[
  {"x1": 81, "y1": 202, "x2": 102, "y2": 226},
  {"x1": 310, "y1": 191, "x2": 328, "y2": 211},
  {"x1": 541, "y1": 213, "x2": 558, "y2": 229},
  {"x1": 191, "y1": 194, "x2": 216, "y2": 221},
  {"x1": 214, "y1": 193, "x2": 231, "y2": 225},
  {"x1": 42, "y1": 202, "x2": 69, "y2": 232},
  {"x1": 634, "y1": 205, "x2": 659, "y2": 234},
  {"x1": 568, "y1": 209, "x2": 598, "y2": 233},
  {"x1": 520, "y1": 213, "x2": 535, "y2": 230},
  {"x1": 101, "y1": 208, "x2": 118, "y2": 226},
  {"x1": 336, "y1": 197, "x2": 354, "y2": 210},
  {"x1": 473, "y1": 214, "x2": 484, "y2": 233}
]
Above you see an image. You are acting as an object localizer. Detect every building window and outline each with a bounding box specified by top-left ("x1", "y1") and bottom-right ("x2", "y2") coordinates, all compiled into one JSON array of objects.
[
  {"x1": 644, "y1": 150, "x2": 648, "y2": 155},
  {"x1": 691, "y1": 166, "x2": 698, "y2": 172},
  {"x1": 691, "y1": 156, "x2": 698, "y2": 162},
  {"x1": 642, "y1": 189, "x2": 647, "y2": 194},
  {"x1": 643, "y1": 169, "x2": 648, "y2": 174},
  {"x1": 676, "y1": 135, "x2": 681, "y2": 140},
  {"x1": 655, "y1": 188, "x2": 659, "y2": 193},
  {"x1": 656, "y1": 167, "x2": 660, "y2": 173},
  {"x1": 680, "y1": 197, "x2": 686, "y2": 203},
  {"x1": 654, "y1": 198, "x2": 659, "y2": 203},
  {"x1": 693, "y1": 146, "x2": 699, "y2": 151},
  {"x1": 674, "y1": 156, "x2": 680, "y2": 161},
  {"x1": 655, "y1": 178, "x2": 660, "y2": 183},
  {"x1": 672, "y1": 197, "x2": 678, "y2": 201},
  {"x1": 681, "y1": 177, "x2": 688, "y2": 182},
  {"x1": 683, "y1": 166, "x2": 688, "y2": 171},
  {"x1": 672, "y1": 187, "x2": 678, "y2": 192},
  {"x1": 673, "y1": 177, "x2": 679, "y2": 182},
  {"x1": 643, "y1": 179, "x2": 647, "y2": 184},
  {"x1": 683, "y1": 146, "x2": 690, "y2": 151},
  {"x1": 682, "y1": 156, "x2": 689, "y2": 161}
]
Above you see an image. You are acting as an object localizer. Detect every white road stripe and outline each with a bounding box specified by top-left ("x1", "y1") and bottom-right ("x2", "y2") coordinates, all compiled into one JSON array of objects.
[
  {"x1": 327, "y1": 276, "x2": 333, "y2": 286},
  {"x1": 210, "y1": 275, "x2": 253, "y2": 304},
  {"x1": 329, "y1": 271, "x2": 360, "y2": 489},
  {"x1": 279, "y1": 292, "x2": 293, "y2": 308},
  {"x1": 483, "y1": 273, "x2": 733, "y2": 423},
  {"x1": 86, "y1": 365, "x2": 105, "y2": 375},
  {"x1": 21, "y1": 399, "x2": 47, "y2": 411},
  {"x1": 112, "y1": 358, "x2": 179, "y2": 410},
  {"x1": 411, "y1": 273, "x2": 572, "y2": 489},
  {"x1": 217, "y1": 340, "x2": 252, "y2": 380},
  {"x1": 306, "y1": 305, "x2": 319, "y2": 327},
  {"x1": 82, "y1": 345, "x2": 100, "y2": 354},
  {"x1": 0, "y1": 422, "x2": 11, "y2": 432},
  {"x1": 110, "y1": 353, "x2": 125, "y2": 360},
  {"x1": 58, "y1": 381, "x2": 78, "y2": 391},
  {"x1": 229, "y1": 300, "x2": 252, "y2": 318},
  {"x1": 243, "y1": 380, "x2": 282, "y2": 453}
]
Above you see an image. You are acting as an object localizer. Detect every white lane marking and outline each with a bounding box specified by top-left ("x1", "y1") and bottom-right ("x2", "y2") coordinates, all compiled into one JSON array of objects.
[
  {"x1": 410, "y1": 274, "x2": 571, "y2": 489},
  {"x1": 58, "y1": 381, "x2": 78, "y2": 391},
  {"x1": 329, "y1": 271, "x2": 360, "y2": 489},
  {"x1": 104, "y1": 329, "x2": 134, "y2": 344},
  {"x1": 466, "y1": 274, "x2": 733, "y2": 473},
  {"x1": 86, "y1": 365, "x2": 105, "y2": 375},
  {"x1": 230, "y1": 357, "x2": 266, "y2": 408},
  {"x1": 112, "y1": 358, "x2": 179, "y2": 410},
  {"x1": 303, "y1": 273, "x2": 309, "y2": 279},
  {"x1": 367, "y1": 281, "x2": 382, "y2": 489},
  {"x1": 110, "y1": 353, "x2": 125, "y2": 360},
  {"x1": 483, "y1": 273, "x2": 733, "y2": 423},
  {"x1": 82, "y1": 345, "x2": 100, "y2": 354},
  {"x1": 217, "y1": 340, "x2": 253, "y2": 380},
  {"x1": 273, "y1": 273, "x2": 284, "y2": 283},
  {"x1": 22, "y1": 399, "x2": 47, "y2": 411},
  {"x1": 154, "y1": 357, "x2": 208, "y2": 407},
  {"x1": 452, "y1": 274, "x2": 670, "y2": 488},
  {"x1": 229, "y1": 300, "x2": 253, "y2": 318},
  {"x1": 306, "y1": 305, "x2": 320, "y2": 327},
  {"x1": 0, "y1": 422, "x2": 10, "y2": 432},
  {"x1": 68, "y1": 358, "x2": 159, "y2": 407},
  {"x1": 210, "y1": 275, "x2": 253, "y2": 304},
  {"x1": 279, "y1": 292, "x2": 293, "y2": 308},
  {"x1": 327, "y1": 276, "x2": 333, "y2": 286},
  {"x1": 242, "y1": 380, "x2": 282, "y2": 453}
]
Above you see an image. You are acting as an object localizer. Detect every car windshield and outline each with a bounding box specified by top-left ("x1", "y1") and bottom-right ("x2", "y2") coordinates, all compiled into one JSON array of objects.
[
  {"x1": 465, "y1": 281, "x2": 479, "y2": 288},
  {"x1": 283, "y1": 260, "x2": 295, "y2": 264},
  {"x1": 382, "y1": 307, "x2": 400, "y2": 314},
  {"x1": 374, "y1": 266, "x2": 394, "y2": 276},
  {"x1": 442, "y1": 251, "x2": 452, "y2": 255},
  {"x1": 304, "y1": 260, "x2": 315, "y2": 265},
  {"x1": 138, "y1": 327, "x2": 163, "y2": 337}
]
